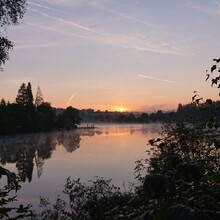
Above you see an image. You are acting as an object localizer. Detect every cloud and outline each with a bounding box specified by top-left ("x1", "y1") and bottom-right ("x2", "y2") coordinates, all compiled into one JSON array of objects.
[
  {"x1": 186, "y1": 0, "x2": 220, "y2": 15},
  {"x1": 90, "y1": 0, "x2": 154, "y2": 28},
  {"x1": 27, "y1": 1, "x2": 79, "y2": 17},
  {"x1": 29, "y1": 8, "x2": 96, "y2": 33},
  {"x1": 25, "y1": 2, "x2": 192, "y2": 55},
  {"x1": 15, "y1": 42, "x2": 58, "y2": 50},
  {"x1": 26, "y1": 22, "x2": 96, "y2": 41},
  {"x1": 28, "y1": 13, "x2": 187, "y2": 55},
  {"x1": 40, "y1": 0, "x2": 104, "y2": 6},
  {"x1": 138, "y1": 74, "x2": 181, "y2": 85},
  {"x1": 135, "y1": 0, "x2": 142, "y2": 6},
  {"x1": 28, "y1": 1, "x2": 57, "y2": 11},
  {"x1": 66, "y1": 93, "x2": 75, "y2": 106}
]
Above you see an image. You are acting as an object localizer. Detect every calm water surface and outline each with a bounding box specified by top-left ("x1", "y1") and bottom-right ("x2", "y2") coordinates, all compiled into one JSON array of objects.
[{"x1": 0, "y1": 124, "x2": 161, "y2": 209}]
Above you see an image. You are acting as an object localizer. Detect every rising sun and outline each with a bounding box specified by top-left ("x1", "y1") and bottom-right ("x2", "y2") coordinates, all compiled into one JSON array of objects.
[{"x1": 114, "y1": 106, "x2": 129, "y2": 113}]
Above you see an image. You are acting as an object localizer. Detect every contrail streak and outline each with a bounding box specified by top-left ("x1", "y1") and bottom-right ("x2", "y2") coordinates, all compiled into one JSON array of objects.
[
  {"x1": 27, "y1": 22, "x2": 93, "y2": 40},
  {"x1": 29, "y1": 8, "x2": 97, "y2": 33},
  {"x1": 28, "y1": 1, "x2": 57, "y2": 11},
  {"x1": 27, "y1": 1, "x2": 79, "y2": 17},
  {"x1": 135, "y1": 0, "x2": 141, "y2": 5},
  {"x1": 66, "y1": 94, "x2": 75, "y2": 106},
  {"x1": 138, "y1": 74, "x2": 181, "y2": 85},
  {"x1": 27, "y1": 7, "x2": 188, "y2": 55}
]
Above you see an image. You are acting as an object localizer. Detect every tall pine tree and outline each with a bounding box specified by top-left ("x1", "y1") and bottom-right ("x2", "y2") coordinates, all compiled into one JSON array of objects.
[
  {"x1": 26, "y1": 82, "x2": 34, "y2": 106},
  {"x1": 15, "y1": 83, "x2": 26, "y2": 105},
  {"x1": 15, "y1": 82, "x2": 34, "y2": 106},
  {"x1": 35, "y1": 86, "x2": 44, "y2": 106}
]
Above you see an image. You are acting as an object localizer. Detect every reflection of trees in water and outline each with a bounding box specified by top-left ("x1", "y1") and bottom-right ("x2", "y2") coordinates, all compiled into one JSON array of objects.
[
  {"x1": 0, "y1": 126, "x2": 159, "y2": 182},
  {"x1": 141, "y1": 124, "x2": 162, "y2": 134},
  {"x1": 57, "y1": 131, "x2": 81, "y2": 153},
  {"x1": 0, "y1": 133, "x2": 57, "y2": 182},
  {"x1": 16, "y1": 144, "x2": 35, "y2": 182},
  {"x1": 0, "y1": 129, "x2": 96, "y2": 182},
  {"x1": 94, "y1": 125, "x2": 161, "y2": 136}
]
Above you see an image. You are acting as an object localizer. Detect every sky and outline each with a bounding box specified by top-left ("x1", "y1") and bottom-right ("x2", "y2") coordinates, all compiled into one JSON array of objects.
[{"x1": 1, "y1": 0, "x2": 220, "y2": 112}]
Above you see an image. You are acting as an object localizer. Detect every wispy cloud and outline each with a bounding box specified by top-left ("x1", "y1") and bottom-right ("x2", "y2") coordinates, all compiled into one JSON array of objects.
[
  {"x1": 41, "y1": 0, "x2": 108, "y2": 7},
  {"x1": 26, "y1": 22, "x2": 95, "y2": 40},
  {"x1": 28, "y1": 1, "x2": 58, "y2": 11},
  {"x1": 135, "y1": 0, "x2": 142, "y2": 6},
  {"x1": 138, "y1": 74, "x2": 181, "y2": 85},
  {"x1": 27, "y1": 1, "x2": 80, "y2": 18},
  {"x1": 25, "y1": 2, "x2": 191, "y2": 55},
  {"x1": 15, "y1": 42, "x2": 58, "y2": 50},
  {"x1": 186, "y1": 0, "x2": 220, "y2": 15},
  {"x1": 91, "y1": 0, "x2": 154, "y2": 28},
  {"x1": 66, "y1": 93, "x2": 75, "y2": 106},
  {"x1": 29, "y1": 8, "x2": 96, "y2": 33}
]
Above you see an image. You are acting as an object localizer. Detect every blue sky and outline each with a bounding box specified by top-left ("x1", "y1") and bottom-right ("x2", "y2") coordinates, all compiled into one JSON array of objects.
[{"x1": 1, "y1": 0, "x2": 220, "y2": 111}]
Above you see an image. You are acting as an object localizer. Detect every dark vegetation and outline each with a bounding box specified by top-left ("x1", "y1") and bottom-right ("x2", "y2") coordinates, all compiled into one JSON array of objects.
[
  {"x1": 1, "y1": 61, "x2": 219, "y2": 219},
  {"x1": 0, "y1": 82, "x2": 81, "y2": 135},
  {"x1": 2, "y1": 82, "x2": 220, "y2": 135},
  {"x1": 0, "y1": 0, "x2": 26, "y2": 70},
  {"x1": 31, "y1": 60, "x2": 219, "y2": 219},
  {"x1": 0, "y1": 1, "x2": 219, "y2": 219},
  {"x1": 80, "y1": 100, "x2": 220, "y2": 124}
]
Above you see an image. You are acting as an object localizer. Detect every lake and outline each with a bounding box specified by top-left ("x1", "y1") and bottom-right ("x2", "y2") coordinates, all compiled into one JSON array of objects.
[{"x1": 0, "y1": 123, "x2": 161, "y2": 210}]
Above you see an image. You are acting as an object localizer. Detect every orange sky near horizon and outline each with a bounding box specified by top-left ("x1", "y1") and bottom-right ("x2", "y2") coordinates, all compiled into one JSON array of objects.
[{"x1": 1, "y1": 1, "x2": 220, "y2": 112}]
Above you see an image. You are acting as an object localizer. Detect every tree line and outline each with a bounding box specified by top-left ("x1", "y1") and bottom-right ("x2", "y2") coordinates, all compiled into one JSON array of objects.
[
  {"x1": 2, "y1": 82, "x2": 220, "y2": 135},
  {"x1": 0, "y1": 82, "x2": 80, "y2": 135},
  {"x1": 80, "y1": 100, "x2": 220, "y2": 124}
]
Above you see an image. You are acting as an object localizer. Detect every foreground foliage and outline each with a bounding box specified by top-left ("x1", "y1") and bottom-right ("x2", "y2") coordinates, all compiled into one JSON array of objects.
[
  {"x1": 0, "y1": 0, "x2": 26, "y2": 70},
  {"x1": 141, "y1": 121, "x2": 220, "y2": 219},
  {"x1": 36, "y1": 177, "x2": 138, "y2": 220},
  {"x1": 0, "y1": 166, "x2": 33, "y2": 219},
  {"x1": 1, "y1": 59, "x2": 220, "y2": 219},
  {"x1": 30, "y1": 120, "x2": 219, "y2": 220},
  {"x1": 2, "y1": 119, "x2": 219, "y2": 219}
]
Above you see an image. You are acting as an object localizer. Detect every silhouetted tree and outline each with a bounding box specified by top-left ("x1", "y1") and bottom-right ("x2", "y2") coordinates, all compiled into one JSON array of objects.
[
  {"x1": 35, "y1": 102, "x2": 56, "y2": 131},
  {"x1": 0, "y1": 100, "x2": 14, "y2": 134},
  {"x1": 0, "y1": 0, "x2": 27, "y2": 70},
  {"x1": 35, "y1": 154, "x2": 44, "y2": 179},
  {"x1": 141, "y1": 113, "x2": 149, "y2": 123},
  {"x1": 15, "y1": 83, "x2": 26, "y2": 105},
  {"x1": 57, "y1": 106, "x2": 81, "y2": 129},
  {"x1": 35, "y1": 85, "x2": 44, "y2": 106},
  {"x1": 0, "y1": 98, "x2": 6, "y2": 106},
  {"x1": 26, "y1": 82, "x2": 34, "y2": 106}
]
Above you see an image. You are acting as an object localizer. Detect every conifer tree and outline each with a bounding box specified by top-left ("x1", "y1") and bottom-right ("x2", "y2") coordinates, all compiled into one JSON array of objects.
[
  {"x1": 35, "y1": 86, "x2": 44, "y2": 106},
  {"x1": 15, "y1": 83, "x2": 26, "y2": 105},
  {"x1": 0, "y1": 98, "x2": 6, "y2": 106},
  {"x1": 15, "y1": 82, "x2": 34, "y2": 106},
  {"x1": 26, "y1": 82, "x2": 34, "y2": 106}
]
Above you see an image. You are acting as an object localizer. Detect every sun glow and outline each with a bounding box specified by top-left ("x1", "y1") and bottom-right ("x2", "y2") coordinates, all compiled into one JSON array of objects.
[{"x1": 113, "y1": 106, "x2": 129, "y2": 113}]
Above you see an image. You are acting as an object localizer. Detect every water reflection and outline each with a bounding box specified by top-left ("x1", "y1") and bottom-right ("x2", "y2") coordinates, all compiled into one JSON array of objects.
[
  {"x1": 0, "y1": 124, "x2": 161, "y2": 183},
  {"x1": 0, "y1": 129, "x2": 97, "y2": 182}
]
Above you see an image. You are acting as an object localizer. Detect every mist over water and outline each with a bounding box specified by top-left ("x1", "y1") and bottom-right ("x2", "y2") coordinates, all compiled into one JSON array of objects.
[{"x1": 0, "y1": 123, "x2": 161, "y2": 209}]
